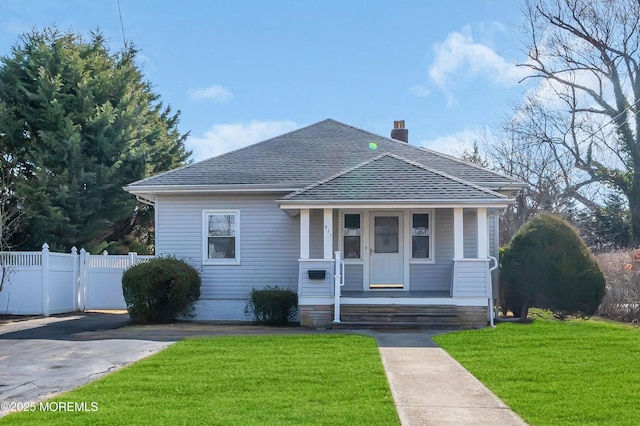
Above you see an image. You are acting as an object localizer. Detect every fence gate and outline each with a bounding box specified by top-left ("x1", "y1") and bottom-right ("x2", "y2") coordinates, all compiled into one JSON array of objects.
[{"x1": 80, "y1": 250, "x2": 154, "y2": 311}]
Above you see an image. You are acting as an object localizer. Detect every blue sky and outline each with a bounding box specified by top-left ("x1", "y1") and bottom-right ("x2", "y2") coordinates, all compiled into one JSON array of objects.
[{"x1": 0, "y1": 0, "x2": 532, "y2": 162}]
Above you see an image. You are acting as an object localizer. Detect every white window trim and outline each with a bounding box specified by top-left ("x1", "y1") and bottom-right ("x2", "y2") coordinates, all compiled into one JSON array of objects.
[
  {"x1": 409, "y1": 210, "x2": 435, "y2": 264},
  {"x1": 202, "y1": 209, "x2": 241, "y2": 265},
  {"x1": 339, "y1": 210, "x2": 364, "y2": 264}
]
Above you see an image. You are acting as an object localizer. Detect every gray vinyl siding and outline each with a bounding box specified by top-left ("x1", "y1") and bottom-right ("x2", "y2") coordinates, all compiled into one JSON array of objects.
[
  {"x1": 299, "y1": 260, "x2": 333, "y2": 297},
  {"x1": 463, "y1": 209, "x2": 477, "y2": 258},
  {"x1": 156, "y1": 193, "x2": 298, "y2": 300},
  {"x1": 409, "y1": 209, "x2": 454, "y2": 292},
  {"x1": 452, "y1": 261, "x2": 489, "y2": 297},
  {"x1": 309, "y1": 209, "x2": 323, "y2": 259},
  {"x1": 343, "y1": 264, "x2": 363, "y2": 291}
]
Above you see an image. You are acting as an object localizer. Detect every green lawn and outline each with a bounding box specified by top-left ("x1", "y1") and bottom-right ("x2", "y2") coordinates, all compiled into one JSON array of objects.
[
  {"x1": 2, "y1": 334, "x2": 398, "y2": 426},
  {"x1": 433, "y1": 315, "x2": 640, "y2": 425}
]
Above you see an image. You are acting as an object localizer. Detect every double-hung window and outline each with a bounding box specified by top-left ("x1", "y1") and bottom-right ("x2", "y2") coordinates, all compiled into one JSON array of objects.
[
  {"x1": 203, "y1": 210, "x2": 240, "y2": 264},
  {"x1": 343, "y1": 213, "x2": 361, "y2": 259},
  {"x1": 411, "y1": 212, "x2": 432, "y2": 261}
]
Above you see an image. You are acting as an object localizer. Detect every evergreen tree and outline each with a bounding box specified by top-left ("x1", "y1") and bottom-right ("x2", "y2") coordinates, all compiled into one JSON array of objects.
[
  {"x1": 571, "y1": 194, "x2": 632, "y2": 253},
  {"x1": 0, "y1": 28, "x2": 190, "y2": 252}
]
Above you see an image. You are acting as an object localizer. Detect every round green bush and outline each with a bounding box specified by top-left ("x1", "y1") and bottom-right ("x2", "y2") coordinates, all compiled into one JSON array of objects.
[
  {"x1": 501, "y1": 213, "x2": 605, "y2": 320},
  {"x1": 244, "y1": 286, "x2": 298, "y2": 325},
  {"x1": 122, "y1": 257, "x2": 201, "y2": 323}
]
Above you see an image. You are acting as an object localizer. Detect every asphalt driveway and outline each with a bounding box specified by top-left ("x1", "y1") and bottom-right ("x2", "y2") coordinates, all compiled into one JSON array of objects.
[{"x1": 0, "y1": 312, "x2": 173, "y2": 416}]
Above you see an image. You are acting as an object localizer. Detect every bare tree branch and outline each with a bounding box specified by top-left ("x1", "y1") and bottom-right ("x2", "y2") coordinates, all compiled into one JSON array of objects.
[{"x1": 506, "y1": 0, "x2": 640, "y2": 242}]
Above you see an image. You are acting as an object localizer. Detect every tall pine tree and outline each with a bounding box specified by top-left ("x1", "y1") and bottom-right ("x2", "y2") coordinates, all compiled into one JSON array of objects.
[{"x1": 0, "y1": 28, "x2": 190, "y2": 252}]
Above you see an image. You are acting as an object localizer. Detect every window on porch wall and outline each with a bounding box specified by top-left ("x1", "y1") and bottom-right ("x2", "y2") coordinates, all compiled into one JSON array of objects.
[
  {"x1": 343, "y1": 213, "x2": 361, "y2": 259},
  {"x1": 411, "y1": 213, "x2": 431, "y2": 260}
]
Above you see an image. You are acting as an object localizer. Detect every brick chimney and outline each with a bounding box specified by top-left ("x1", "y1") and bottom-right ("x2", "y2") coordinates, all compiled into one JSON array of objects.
[{"x1": 391, "y1": 120, "x2": 408, "y2": 142}]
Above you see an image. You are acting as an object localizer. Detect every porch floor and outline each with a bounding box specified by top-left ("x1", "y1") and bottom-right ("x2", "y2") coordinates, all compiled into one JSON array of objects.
[{"x1": 341, "y1": 290, "x2": 451, "y2": 298}]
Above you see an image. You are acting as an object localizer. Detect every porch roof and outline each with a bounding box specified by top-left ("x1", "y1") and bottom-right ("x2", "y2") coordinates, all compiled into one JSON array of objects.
[{"x1": 278, "y1": 153, "x2": 510, "y2": 206}]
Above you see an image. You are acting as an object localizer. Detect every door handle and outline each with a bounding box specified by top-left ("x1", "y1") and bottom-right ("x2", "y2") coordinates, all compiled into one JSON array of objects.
[{"x1": 369, "y1": 247, "x2": 374, "y2": 256}]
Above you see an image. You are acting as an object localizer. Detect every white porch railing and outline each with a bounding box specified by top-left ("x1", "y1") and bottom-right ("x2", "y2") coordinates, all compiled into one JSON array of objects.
[{"x1": 451, "y1": 259, "x2": 492, "y2": 297}]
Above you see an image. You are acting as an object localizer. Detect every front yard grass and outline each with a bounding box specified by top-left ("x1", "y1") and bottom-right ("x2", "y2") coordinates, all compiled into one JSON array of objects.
[
  {"x1": 433, "y1": 315, "x2": 640, "y2": 425},
  {"x1": 2, "y1": 334, "x2": 398, "y2": 425}
]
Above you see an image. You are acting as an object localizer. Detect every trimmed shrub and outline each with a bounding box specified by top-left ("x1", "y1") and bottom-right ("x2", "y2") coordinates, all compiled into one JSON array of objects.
[
  {"x1": 244, "y1": 286, "x2": 298, "y2": 325},
  {"x1": 501, "y1": 213, "x2": 605, "y2": 320},
  {"x1": 122, "y1": 257, "x2": 201, "y2": 324}
]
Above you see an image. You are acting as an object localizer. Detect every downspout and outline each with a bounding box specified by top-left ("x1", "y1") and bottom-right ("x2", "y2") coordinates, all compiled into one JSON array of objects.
[
  {"x1": 487, "y1": 210, "x2": 502, "y2": 328},
  {"x1": 488, "y1": 256, "x2": 499, "y2": 328}
]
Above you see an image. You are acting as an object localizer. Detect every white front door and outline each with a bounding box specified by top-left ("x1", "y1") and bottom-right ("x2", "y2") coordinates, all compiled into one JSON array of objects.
[{"x1": 369, "y1": 212, "x2": 404, "y2": 289}]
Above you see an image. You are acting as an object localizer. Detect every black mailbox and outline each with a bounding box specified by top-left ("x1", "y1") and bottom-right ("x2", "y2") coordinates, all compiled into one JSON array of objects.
[{"x1": 307, "y1": 270, "x2": 326, "y2": 280}]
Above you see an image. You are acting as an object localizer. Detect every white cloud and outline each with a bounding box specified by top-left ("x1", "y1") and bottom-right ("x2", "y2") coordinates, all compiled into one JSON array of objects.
[
  {"x1": 420, "y1": 129, "x2": 485, "y2": 157},
  {"x1": 409, "y1": 84, "x2": 431, "y2": 97},
  {"x1": 186, "y1": 120, "x2": 299, "y2": 161},
  {"x1": 429, "y1": 27, "x2": 528, "y2": 94},
  {"x1": 188, "y1": 85, "x2": 234, "y2": 102}
]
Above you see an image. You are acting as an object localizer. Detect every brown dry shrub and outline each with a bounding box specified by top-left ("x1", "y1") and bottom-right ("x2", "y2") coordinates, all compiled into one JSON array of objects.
[{"x1": 596, "y1": 250, "x2": 640, "y2": 322}]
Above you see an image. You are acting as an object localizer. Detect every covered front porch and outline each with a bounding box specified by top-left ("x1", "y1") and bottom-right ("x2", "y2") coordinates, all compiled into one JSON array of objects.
[
  {"x1": 276, "y1": 152, "x2": 511, "y2": 328},
  {"x1": 290, "y1": 206, "x2": 501, "y2": 328}
]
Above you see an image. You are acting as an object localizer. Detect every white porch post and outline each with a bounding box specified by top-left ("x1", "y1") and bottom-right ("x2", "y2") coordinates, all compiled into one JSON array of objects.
[
  {"x1": 323, "y1": 208, "x2": 333, "y2": 260},
  {"x1": 477, "y1": 207, "x2": 488, "y2": 258},
  {"x1": 453, "y1": 208, "x2": 464, "y2": 259},
  {"x1": 333, "y1": 251, "x2": 342, "y2": 323},
  {"x1": 300, "y1": 208, "x2": 310, "y2": 259}
]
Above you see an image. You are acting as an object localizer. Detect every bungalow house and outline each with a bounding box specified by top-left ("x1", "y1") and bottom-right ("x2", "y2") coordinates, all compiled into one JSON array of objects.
[{"x1": 124, "y1": 119, "x2": 525, "y2": 329}]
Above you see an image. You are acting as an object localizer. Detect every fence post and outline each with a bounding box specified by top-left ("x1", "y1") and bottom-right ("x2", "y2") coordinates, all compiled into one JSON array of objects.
[
  {"x1": 79, "y1": 248, "x2": 87, "y2": 311},
  {"x1": 128, "y1": 252, "x2": 137, "y2": 267},
  {"x1": 71, "y1": 246, "x2": 78, "y2": 311},
  {"x1": 42, "y1": 243, "x2": 50, "y2": 317}
]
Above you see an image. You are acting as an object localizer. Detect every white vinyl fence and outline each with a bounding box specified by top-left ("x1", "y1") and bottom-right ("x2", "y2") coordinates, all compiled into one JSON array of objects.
[{"x1": 0, "y1": 243, "x2": 154, "y2": 316}]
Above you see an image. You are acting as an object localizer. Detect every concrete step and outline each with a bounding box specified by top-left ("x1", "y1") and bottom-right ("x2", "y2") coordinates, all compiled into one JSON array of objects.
[
  {"x1": 331, "y1": 321, "x2": 461, "y2": 330},
  {"x1": 341, "y1": 312, "x2": 459, "y2": 319},
  {"x1": 341, "y1": 305, "x2": 457, "y2": 314},
  {"x1": 337, "y1": 304, "x2": 462, "y2": 330}
]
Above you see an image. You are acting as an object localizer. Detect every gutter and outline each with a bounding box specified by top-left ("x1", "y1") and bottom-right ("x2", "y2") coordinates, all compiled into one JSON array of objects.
[
  {"x1": 277, "y1": 200, "x2": 513, "y2": 209},
  {"x1": 123, "y1": 183, "x2": 304, "y2": 194}
]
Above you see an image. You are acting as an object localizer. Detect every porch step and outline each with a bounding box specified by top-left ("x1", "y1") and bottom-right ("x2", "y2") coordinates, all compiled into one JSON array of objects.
[
  {"x1": 334, "y1": 304, "x2": 462, "y2": 330},
  {"x1": 331, "y1": 321, "x2": 459, "y2": 331}
]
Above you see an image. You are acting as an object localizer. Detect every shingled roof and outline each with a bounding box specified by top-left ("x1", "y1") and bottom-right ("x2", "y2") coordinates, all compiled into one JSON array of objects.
[
  {"x1": 279, "y1": 153, "x2": 509, "y2": 203},
  {"x1": 125, "y1": 119, "x2": 523, "y2": 192}
]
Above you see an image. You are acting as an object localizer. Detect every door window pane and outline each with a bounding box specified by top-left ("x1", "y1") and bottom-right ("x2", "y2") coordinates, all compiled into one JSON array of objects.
[{"x1": 375, "y1": 216, "x2": 399, "y2": 253}]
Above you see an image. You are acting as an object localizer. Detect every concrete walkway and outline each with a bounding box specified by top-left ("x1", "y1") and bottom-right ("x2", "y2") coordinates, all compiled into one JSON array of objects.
[
  {"x1": 375, "y1": 332, "x2": 527, "y2": 426},
  {"x1": 1, "y1": 314, "x2": 527, "y2": 425}
]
